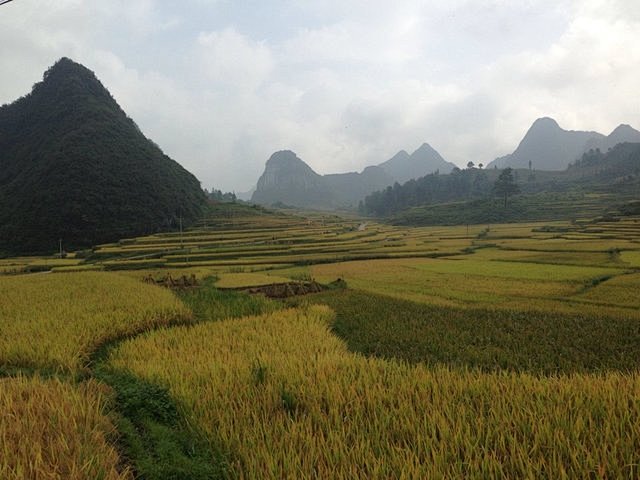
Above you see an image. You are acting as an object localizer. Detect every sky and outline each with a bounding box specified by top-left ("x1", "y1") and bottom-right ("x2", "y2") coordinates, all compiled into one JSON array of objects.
[{"x1": 0, "y1": 0, "x2": 639, "y2": 192}]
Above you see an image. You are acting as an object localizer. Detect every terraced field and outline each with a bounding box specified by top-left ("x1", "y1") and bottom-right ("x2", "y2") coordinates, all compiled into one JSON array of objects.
[
  {"x1": 1, "y1": 205, "x2": 639, "y2": 478},
  {"x1": 109, "y1": 305, "x2": 640, "y2": 479},
  {"x1": 0, "y1": 272, "x2": 191, "y2": 374},
  {"x1": 0, "y1": 273, "x2": 194, "y2": 479},
  {"x1": 0, "y1": 376, "x2": 131, "y2": 480}
]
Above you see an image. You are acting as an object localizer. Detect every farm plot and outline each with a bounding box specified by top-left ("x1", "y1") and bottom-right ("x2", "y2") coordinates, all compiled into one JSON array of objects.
[
  {"x1": 277, "y1": 255, "x2": 636, "y2": 317},
  {"x1": 0, "y1": 376, "x2": 131, "y2": 480},
  {"x1": 0, "y1": 272, "x2": 190, "y2": 374},
  {"x1": 107, "y1": 305, "x2": 640, "y2": 479}
]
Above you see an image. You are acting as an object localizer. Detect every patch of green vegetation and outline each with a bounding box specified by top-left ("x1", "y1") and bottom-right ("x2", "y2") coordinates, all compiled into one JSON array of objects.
[
  {"x1": 0, "y1": 58, "x2": 206, "y2": 255},
  {"x1": 179, "y1": 277, "x2": 281, "y2": 321},
  {"x1": 363, "y1": 143, "x2": 640, "y2": 223},
  {"x1": 582, "y1": 274, "x2": 615, "y2": 291},
  {"x1": 94, "y1": 367, "x2": 226, "y2": 480},
  {"x1": 289, "y1": 289, "x2": 640, "y2": 374},
  {"x1": 389, "y1": 192, "x2": 626, "y2": 226},
  {"x1": 412, "y1": 258, "x2": 623, "y2": 281},
  {"x1": 87, "y1": 279, "x2": 281, "y2": 478}
]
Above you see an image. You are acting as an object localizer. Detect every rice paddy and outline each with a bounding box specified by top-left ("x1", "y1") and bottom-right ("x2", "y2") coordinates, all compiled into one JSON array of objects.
[
  {"x1": 107, "y1": 305, "x2": 640, "y2": 479},
  {"x1": 1, "y1": 206, "x2": 639, "y2": 478},
  {"x1": 0, "y1": 376, "x2": 131, "y2": 480},
  {"x1": 215, "y1": 272, "x2": 293, "y2": 288},
  {"x1": 0, "y1": 272, "x2": 191, "y2": 374}
]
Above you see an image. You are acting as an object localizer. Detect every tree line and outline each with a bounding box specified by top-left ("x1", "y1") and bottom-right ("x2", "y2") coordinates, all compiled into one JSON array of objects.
[{"x1": 360, "y1": 166, "x2": 519, "y2": 216}]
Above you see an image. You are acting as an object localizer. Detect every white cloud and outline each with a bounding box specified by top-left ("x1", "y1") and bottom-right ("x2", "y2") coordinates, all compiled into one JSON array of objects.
[
  {"x1": 473, "y1": 0, "x2": 640, "y2": 158},
  {"x1": 197, "y1": 28, "x2": 274, "y2": 90},
  {"x1": 1, "y1": 0, "x2": 639, "y2": 191}
]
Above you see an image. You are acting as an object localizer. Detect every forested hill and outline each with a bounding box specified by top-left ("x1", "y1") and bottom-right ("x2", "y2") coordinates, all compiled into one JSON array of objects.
[
  {"x1": 361, "y1": 142, "x2": 640, "y2": 218},
  {"x1": 0, "y1": 58, "x2": 206, "y2": 255}
]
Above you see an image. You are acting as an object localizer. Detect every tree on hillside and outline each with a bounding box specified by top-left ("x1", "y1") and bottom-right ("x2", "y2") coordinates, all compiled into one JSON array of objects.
[
  {"x1": 493, "y1": 167, "x2": 520, "y2": 207},
  {"x1": 207, "y1": 189, "x2": 237, "y2": 203},
  {"x1": 467, "y1": 161, "x2": 475, "y2": 169}
]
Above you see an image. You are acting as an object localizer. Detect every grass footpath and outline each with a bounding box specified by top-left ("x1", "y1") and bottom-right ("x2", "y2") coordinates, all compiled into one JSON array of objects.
[
  {"x1": 0, "y1": 272, "x2": 194, "y2": 479},
  {"x1": 92, "y1": 278, "x2": 282, "y2": 480},
  {"x1": 91, "y1": 366, "x2": 221, "y2": 480}
]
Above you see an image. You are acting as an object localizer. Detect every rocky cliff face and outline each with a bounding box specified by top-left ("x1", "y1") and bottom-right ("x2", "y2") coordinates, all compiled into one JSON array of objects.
[
  {"x1": 251, "y1": 151, "x2": 332, "y2": 208},
  {"x1": 255, "y1": 151, "x2": 323, "y2": 191},
  {"x1": 251, "y1": 144, "x2": 450, "y2": 209}
]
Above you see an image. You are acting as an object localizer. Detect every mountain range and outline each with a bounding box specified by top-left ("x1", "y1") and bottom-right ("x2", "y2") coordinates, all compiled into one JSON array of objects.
[
  {"x1": 251, "y1": 117, "x2": 640, "y2": 210},
  {"x1": 487, "y1": 117, "x2": 640, "y2": 170},
  {"x1": 251, "y1": 143, "x2": 455, "y2": 209},
  {"x1": 1, "y1": 57, "x2": 638, "y2": 252},
  {"x1": 0, "y1": 58, "x2": 206, "y2": 255},
  {"x1": 362, "y1": 140, "x2": 640, "y2": 219}
]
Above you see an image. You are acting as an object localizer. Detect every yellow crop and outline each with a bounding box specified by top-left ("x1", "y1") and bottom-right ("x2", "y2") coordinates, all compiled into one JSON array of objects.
[
  {"x1": 576, "y1": 272, "x2": 640, "y2": 307},
  {"x1": 0, "y1": 375, "x2": 131, "y2": 480},
  {"x1": 282, "y1": 257, "x2": 639, "y2": 318},
  {"x1": 215, "y1": 272, "x2": 294, "y2": 288},
  {"x1": 621, "y1": 250, "x2": 640, "y2": 267},
  {"x1": 0, "y1": 272, "x2": 190, "y2": 374},
  {"x1": 109, "y1": 306, "x2": 640, "y2": 479}
]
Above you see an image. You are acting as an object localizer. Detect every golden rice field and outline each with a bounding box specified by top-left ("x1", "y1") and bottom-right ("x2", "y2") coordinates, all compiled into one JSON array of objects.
[
  {"x1": 1, "y1": 206, "x2": 639, "y2": 478},
  {"x1": 0, "y1": 272, "x2": 191, "y2": 374},
  {"x1": 215, "y1": 272, "x2": 293, "y2": 288},
  {"x1": 0, "y1": 257, "x2": 82, "y2": 274},
  {"x1": 0, "y1": 376, "x2": 131, "y2": 480},
  {"x1": 3, "y1": 206, "x2": 637, "y2": 279},
  {"x1": 0, "y1": 272, "x2": 195, "y2": 479},
  {"x1": 108, "y1": 305, "x2": 640, "y2": 479},
  {"x1": 275, "y1": 254, "x2": 639, "y2": 319},
  {"x1": 576, "y1": 272, "x2": 640, "y2": 307}
]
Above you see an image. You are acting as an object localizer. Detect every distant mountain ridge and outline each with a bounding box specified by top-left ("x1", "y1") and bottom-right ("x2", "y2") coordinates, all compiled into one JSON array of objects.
[
  {"x1": 378, "y1": 143, "x2": 454, "y2": 184},
  {"x1": 362, "y1": 141, "x2": 640, "y2": 218},
  {"x1": 251, "y1": 144, "x2": 455, "y2": 209},
  {"x1": 0, "y1": 58, "x2": 206, "y2": 255},
  {"x1": 487, "y1": 117, "x2": 640, "y2": 170}
]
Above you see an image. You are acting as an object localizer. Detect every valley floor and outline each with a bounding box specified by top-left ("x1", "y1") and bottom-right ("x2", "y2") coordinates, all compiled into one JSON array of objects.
[{"x1": 1, "y1": 209, "x2": 639, "y2": 478}]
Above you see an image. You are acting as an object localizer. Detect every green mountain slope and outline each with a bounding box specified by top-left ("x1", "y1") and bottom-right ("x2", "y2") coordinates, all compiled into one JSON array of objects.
[
  {"x1": 363, "y1": 142, "x2": 640, "y2": 224},
  {"x1": 0, "y1": 58, "x2": 206, "y2": 255}
]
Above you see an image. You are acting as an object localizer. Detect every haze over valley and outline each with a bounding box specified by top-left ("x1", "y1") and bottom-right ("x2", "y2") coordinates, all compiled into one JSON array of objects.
[{"x1": 2, "y1": 1, "x2": 640, "y2": 193}]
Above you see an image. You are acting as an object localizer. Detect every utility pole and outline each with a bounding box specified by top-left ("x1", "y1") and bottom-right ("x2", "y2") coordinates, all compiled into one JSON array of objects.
[
  {"x1": 59, "y1": 238, "x2": 63, "y2": 259},
  {"x1": 179, "y1": 214, "x2": 183, "y2": 249}
]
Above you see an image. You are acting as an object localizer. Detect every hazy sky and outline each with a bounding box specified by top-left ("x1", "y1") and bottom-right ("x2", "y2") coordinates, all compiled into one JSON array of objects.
[{"x1": 1, "y1": 0, "x2": 639, "y2": 191}]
